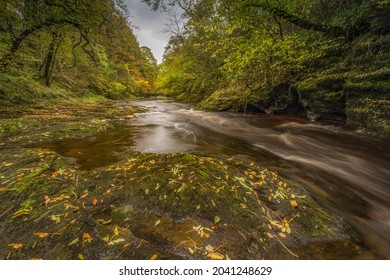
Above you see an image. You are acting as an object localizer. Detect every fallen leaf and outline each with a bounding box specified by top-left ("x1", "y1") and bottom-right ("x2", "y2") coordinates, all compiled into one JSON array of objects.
[
  {"x1": 92, "y1": 198, "x2": 98, "y2": 206},
  {"x1": 80, "y1": 193, "x2": 88, "y2": 199},
  {"x1": 102, "y1": 235, "x2": 110, "y2": 242},
  {"x1": 68, "y1": 238, "x2": 79, "y2": 246},
  {"x1": 8, "y1": 243, "x2": 23, "y2": 249},
  {"x1": 108, "y1": 238, "x2": 125, "y2": 245},
  {"x1": 97, "y1": 219, "x2": 112, "y2": 225},
  {"x1": 50, "y1": 214, "x2": 61, "y2": 224},
  {"x1": 83, "y1": 233, "x2": 93, "y2": 243},
  {"x1": 214, "y1": 215, "x2": 221, "y2": 224},
  {"x1": 149, "y1": 254, "x2": 158, "y2": 260},
  {"x1": 290, "y1": 200, "x2": 298, "y2": 207},
  {"x1": 279, "y1": 233, "x2": 287, "y2": 238},
  {"x1": 34, "y1": 232, "x2": 48, "y2": 238},
  {"x1": 266, "y1": 232, "x2": 274, "y2": 239},
  {"x1": 154, "y1": 219, "x2": 161, "y2": 227},
  {"x1": 114, "y1": 226, "x2": 119, "y2": 236},
  {"x1": 205, "y1": 245, "x2": 215, "y2": 253},
  {"x1": 78, "y1": 253, "x2": 84, "y2": 260},
  {"x1": 208, "y1": 252, "x2": 224, "y2": 260}
]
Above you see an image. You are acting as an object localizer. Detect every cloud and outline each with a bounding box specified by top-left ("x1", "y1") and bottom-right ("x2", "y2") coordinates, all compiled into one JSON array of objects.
[{"x1": 125, "y1": 0, "x2": 170, "y2": 63}]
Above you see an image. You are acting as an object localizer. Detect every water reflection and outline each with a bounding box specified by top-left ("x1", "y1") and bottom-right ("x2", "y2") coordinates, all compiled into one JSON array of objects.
[{"x1": 35, "y1": 99, "x2": 390, "y2": 259}]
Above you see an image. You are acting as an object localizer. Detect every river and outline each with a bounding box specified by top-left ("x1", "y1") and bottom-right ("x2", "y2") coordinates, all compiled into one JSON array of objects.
[{"x1": 39, "y1": 99, "x2": 390, "y2": 259}]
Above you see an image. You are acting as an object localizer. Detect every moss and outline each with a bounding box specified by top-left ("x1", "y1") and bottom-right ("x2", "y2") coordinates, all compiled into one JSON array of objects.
[
  {"x1": 197, "y1": 86, "x2": 257, "y2": 111},
  {"x1": 0, "y1": 118, "x2": 41, "y2": 136}
]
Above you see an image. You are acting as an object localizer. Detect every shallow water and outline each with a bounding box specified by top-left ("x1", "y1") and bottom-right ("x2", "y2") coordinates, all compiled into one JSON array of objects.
[{"x1": 36, "y1": 99, "x2": 390, "y2": 259}]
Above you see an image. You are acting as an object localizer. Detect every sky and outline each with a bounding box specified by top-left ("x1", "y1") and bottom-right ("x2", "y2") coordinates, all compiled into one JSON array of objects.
[{"x1": 125, "y1": 0, "x2": 171, "y2": 64}]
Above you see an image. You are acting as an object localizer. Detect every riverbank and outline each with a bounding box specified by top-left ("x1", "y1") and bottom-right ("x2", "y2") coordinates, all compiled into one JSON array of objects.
[{"x1": 0, "y1": 99, "x2": 367, "y2": 259}]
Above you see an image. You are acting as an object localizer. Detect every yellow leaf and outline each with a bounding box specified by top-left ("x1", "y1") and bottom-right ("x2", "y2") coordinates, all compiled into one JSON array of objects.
[
  {"x1": 68, "y1": 238, "x2": 79, "y2": 246},
  {"x1": 102, "y1": 235, "x2": 110, "y2": 242},
  {"x1": 214, "y1": 215, "x2": 221, "y2": 224},
  {"x1": 78, "y1": 253, "x2": 84, "y2": 260},
  {"x1": 154, "y1": 219, "x2": 161, "y2": 227},
  {"x1": 290, "y1": 200, "x2": 298, "y2": 207},
  {"x1": 149, "y1": 254, "x2": 158, "y2": 260},
  {"x1": 80, "y1": 193, "x2": 88, "y2": 199},
  {"x1": 34, "y1": 232, "x2": 48, "y2": 238},
  {"x1": 196, "y1": 204, "x2": 201, "y2": 210},
  {"x1": 208, "y1": 252, "x2": 224, "y2": 260},
  {"x1": 8, "y1": 243, "x2": 23, "y2": 249},
  {"x1": 279, "y1": 232, "x2": 287, "y2": 238},
  {"x1": 114, "y1": 226, "x2": 119, "y2": 236}
]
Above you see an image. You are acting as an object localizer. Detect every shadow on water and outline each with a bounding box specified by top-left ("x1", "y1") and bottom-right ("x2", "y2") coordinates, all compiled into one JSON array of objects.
[{"x1": 33, "y1": 99, "x2": 390, "y2": 259}]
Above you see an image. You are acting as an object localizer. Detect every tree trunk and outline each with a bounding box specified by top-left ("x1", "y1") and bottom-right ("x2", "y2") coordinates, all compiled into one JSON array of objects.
[
  {"x1": 0, "y1": 29, "x2": 33, "y2": 72},
  {"x1": 41, "y1": 33, "x2": 62, "y2": 86},
  {"x1": 0, "y1": 19, "x2": 83, "y2": 72}
]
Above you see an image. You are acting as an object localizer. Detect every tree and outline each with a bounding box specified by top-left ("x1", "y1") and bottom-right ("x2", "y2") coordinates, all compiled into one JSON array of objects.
[
  {"x1": 143, "y1": 0, "x2": 379, "y2": 38},
  {"x1": 0, "y1": 0, "x2": 127, "y2": 72}
]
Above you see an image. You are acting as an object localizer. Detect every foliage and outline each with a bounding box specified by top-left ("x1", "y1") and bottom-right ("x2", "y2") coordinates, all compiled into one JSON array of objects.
[
  {"x1": 146, "y1": 0, "x2": 390, "y2": 137},
  {"x1": 0, "y1": 0, "x2": 158, "y2": 101}
]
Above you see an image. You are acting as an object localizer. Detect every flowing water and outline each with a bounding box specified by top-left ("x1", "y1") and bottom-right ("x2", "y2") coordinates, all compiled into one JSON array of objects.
[{"x1": 38, "y1": 99, "x2": 390, "y2": 259}]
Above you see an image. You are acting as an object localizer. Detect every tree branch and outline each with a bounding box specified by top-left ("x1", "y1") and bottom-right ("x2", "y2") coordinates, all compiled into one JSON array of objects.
[{"x1": 245, "y1": 1, "x2": 347, "y2": 37}]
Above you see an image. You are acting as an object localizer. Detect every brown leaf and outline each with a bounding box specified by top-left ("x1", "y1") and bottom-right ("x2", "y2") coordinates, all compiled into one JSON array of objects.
[
  {"x1": 266, "y1": 232, "x2": 274, "y2": 239},
  {"x1": 83, "y1": 233, "x2": 91, "y2": 239}
]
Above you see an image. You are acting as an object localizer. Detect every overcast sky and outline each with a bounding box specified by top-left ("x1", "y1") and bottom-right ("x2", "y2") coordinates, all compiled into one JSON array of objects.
[{"x1": 125, "y1": 1, "x2": 171, "y2": 64}]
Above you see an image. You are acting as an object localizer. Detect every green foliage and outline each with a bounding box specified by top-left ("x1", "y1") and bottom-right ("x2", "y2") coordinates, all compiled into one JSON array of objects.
[
  {"x1": 148, "y1": 0, "x2": 390, "y2": 137},
  {"x1": 0, "y1": 0, "x2": 158, "y2": 102}
]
